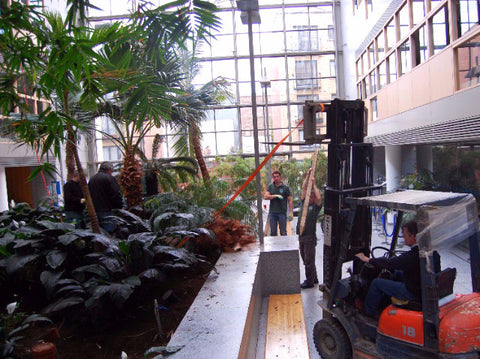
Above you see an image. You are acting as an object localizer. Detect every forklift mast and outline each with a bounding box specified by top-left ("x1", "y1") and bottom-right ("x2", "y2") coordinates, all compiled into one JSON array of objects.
[{"x1": 303, "y1": 99, "x2": 374, "y2": 303}]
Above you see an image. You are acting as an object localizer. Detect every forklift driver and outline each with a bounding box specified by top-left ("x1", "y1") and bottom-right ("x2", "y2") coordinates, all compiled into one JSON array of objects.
[{"x1": 355, "y1": 221, "x2": 441, "y2": 318}]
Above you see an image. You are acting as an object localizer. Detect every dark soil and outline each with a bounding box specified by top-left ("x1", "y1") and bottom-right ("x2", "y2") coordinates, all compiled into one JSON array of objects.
[{"x1": 18, "y1": 264, "x2": 212, "y2": 359}]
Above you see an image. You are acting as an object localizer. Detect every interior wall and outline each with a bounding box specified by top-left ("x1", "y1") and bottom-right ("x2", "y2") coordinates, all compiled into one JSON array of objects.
[{"x1": 6, "y1": 167, "x2": 33, "y2": 207}]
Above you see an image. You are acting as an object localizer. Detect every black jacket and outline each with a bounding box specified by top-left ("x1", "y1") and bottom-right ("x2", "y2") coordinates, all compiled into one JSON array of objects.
[
  {"x1": 370, "y1": 245, "x2": 440, "y2": 298},
  {"x1": 63, "y1": 179, "x2": 85, "y2": 212},
  {"x1": 88, "y1": 170, "x2": 123, "y2": 212}
]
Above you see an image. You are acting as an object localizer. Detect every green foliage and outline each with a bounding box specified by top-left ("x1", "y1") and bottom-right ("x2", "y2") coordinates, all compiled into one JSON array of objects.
[
  {"x1": 433, "y1": 146, "x2": 480, "y2": 195},
  {"x1": 399, "y1": 169, "x2": 437, "y2": 190},
  {"x1": 0, "y1": 203, "x2": 214, "y2": 328},
  {"x1": 399, "y1": 146, "x2": 480, "y2": 200},
  {"x1": 0, "y1": 309, "x2": 52, "y2": 359},
  {"x1": 214, "y1": 155, "x2": 266, "y2": 200}
]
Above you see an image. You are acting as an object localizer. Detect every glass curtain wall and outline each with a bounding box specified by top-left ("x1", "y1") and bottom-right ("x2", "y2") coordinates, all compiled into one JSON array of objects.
[
  {"x1": 90, "y1": 1, "x2": 336, "y2": 161},
  {"x1": 161, "y1": 1, "x2": 336, "y2": 159}
]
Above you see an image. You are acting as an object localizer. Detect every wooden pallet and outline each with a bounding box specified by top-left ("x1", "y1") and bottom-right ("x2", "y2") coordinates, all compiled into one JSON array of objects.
[{"x1": 265, "y1": 294, "x2": 310, "y2": 359}]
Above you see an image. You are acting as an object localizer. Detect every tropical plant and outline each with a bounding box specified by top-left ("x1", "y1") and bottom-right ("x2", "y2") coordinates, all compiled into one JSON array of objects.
[
  {"x1": 170, "y1": 51, "x2": 232, "y2": 182},
  {"x1": 0, "y1": 306, "x2": 52, "y2": 359},
  {"x1": 399, "y1": 169, "x2": 437, "y2": 190},
  {"x1": 139, "y1": 134, "x2": 198, "y2": 195},
  {"x1": 98, "y1": 1, "x2": 222, "y2": 207},
  {"x1": 0, "y1": 201, "x2": 215, "y2": 329},
  {"x1": 0, "y1": 1, "x2": 124, "y2": 233},
  {"x1": 144, "y1": 190, "x2": 255, "y2": 252},
  {"x1": 214, "y1": 155, "x2": 266, "y2": 201}
]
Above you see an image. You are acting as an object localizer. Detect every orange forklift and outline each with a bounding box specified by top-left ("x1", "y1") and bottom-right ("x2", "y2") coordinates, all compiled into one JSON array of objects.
[{"x1": 303, "y1": 99, "x2": 480, "y2": 358}]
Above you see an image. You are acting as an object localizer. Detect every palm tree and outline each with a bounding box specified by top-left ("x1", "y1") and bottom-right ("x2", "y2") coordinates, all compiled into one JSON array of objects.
[
  {"x1": 170, "y1": 53, "x2": 231, "y2": 182},
  {"x1": 0, "y1": 1, "x2": 123, "y2": 233},
  {"x1": 140, "y1": 134, "x2": 198, "y2": 195},
  {"x1": 97, "y1": 1, "x2": 222, "y2": 206}
]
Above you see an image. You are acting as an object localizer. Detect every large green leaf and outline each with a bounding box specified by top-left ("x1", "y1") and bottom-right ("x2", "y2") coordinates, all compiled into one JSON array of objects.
[
  {"x1": 40, "y1": 270, "x2": 64, "y2": 299},
  {"x1": 42, "y1": 296, "x2": 84, "y2": 314},
  {"x1": 5, "y1": 253, "x2": 40, "y2": 274},
  {"x1": 108, "y1": 282, "x2": 136, "y2": 309},
  {"x1": 72, "y1": 264, "x2": 110, "y2": 282},
  {"x1": 152, "y1": 246, "x2": 198, "y2": 266},
  {"x1": 45, "y1": 250, "x2": 67, "y2": 269}
]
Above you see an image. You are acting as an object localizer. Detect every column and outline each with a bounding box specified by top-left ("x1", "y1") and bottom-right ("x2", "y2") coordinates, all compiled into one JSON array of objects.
[
  {"x1": 385, "y1": 145, "x2": 402, "y2": 192},
  {"x1": 416, "y1": 145, "x2": 433, "y2": 173},
  {"x1": 0, "y1": 167, "x2": 8, "y2": 211}
]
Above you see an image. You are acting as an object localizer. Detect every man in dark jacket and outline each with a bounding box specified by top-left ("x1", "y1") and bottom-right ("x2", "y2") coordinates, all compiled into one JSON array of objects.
[
  {"x1": 88, "y1": 162, "x2": 123, "y2": 233},
  {"x1": 63, "y1": 170, "x2": 85, "y2": 228},
  {"x1": 356, "y1": 220, "x2": 440, "y2": 317},
  {"x1": 296, "y1": 168, "x2": 322, "y2": 289}
]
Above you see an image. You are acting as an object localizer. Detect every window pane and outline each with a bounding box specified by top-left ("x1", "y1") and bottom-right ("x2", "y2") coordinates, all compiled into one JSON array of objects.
[
  {"x1": 357, "y1": 82, "x2": 363, "y2": 99},
  {"x1": 432, "y1": 6, "x2": 450, "y2": 55},
  {"x1": 356, "y1": 59, "x2": 363, "y2": 78},
  {"x1": 217, "y1": 10, "x2": 234, "y2": 34},
  {"x1": 400, "y1": 39, "x2": 411, "y2": 75},
  {"x1": 412, "y1": 0, "x2": 425, "y2": 27},
  {"x1": 259, "y1": 57, "x2": 287, "y2": 81},
  {"x1": 456, "y1": 32, "x2": 480, "y2": 90},
  {"x1": 369, "y1": 43, "x2": 376, "y2": 66},
  {"x1": 386, "y1": 19, "x2": 397, "y2": 50},
  {"x1": 458, "y1": 0, "x2": 479, "y2": 37},
  {"x1": 211, "y1": 34, "x2": 235, "y2": 57},
  {"x1": 379, "y1": 61, "x2": 387, "y2": 89},
  {"x1": 377, "y1": 31, "x2": 385, "y2": 61},
  {"x1": 269, "y1": 80, "x2": 288, "y2": 103},
  {"x1": 362, "y1": 51, "x2": 369, "y2": 72},
  {"x1": 398, "y1": 4, "x2": 410, "y2": 40},
  {"x1": 259, "y1": 8, "x2": 285, "y2": 31},
  {"x1": 330, "y1": 59, "x2": 336, "y2": 77},
  {"x1": 430, "y1": 0, "x2": 442, "y2": 12},
  {"x1": 388, "y1": 52, "x2": 398, "y2": 81},
  {"x1": 260, "y1": 32, "x2": 285, "y2": 54},
  {"x1": 365, "y1": 75, "x2": 371, "y2": 97},
  {"x1": 371, "y1": 97, "x2": 378, "y2": 121},
  {"x1": 295, "y1": 60, "x2": 318, "y2": 89},
  {"x1": 413, "y1": 25, "x2": 428, "y2": 66},
  {"x1": 284, "y1": 6, "x2": 310, "y2": 30},
  {"x1": 289, "y1": 26, "x2": 320, "y2": 51},
  {"x1": 370, "y1": 70, "x2": 377, "y2": 94}
]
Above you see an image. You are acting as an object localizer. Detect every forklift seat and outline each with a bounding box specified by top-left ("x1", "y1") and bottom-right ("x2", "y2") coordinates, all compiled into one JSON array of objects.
[
  {"x1": 437, "y1": 267, "x2": 457, "y2": 298},
  {"x1": 391, "y1": 267, "x2": 457, "y2": 311}
]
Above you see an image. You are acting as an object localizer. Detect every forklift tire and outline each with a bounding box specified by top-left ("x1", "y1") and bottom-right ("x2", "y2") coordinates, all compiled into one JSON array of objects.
[{"x1": 313, "y1": 317, "x2": 352, "y2": 359}]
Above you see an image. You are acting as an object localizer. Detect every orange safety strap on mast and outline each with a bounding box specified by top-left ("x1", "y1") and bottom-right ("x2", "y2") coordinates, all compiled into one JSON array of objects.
[{"x1": 214, "y1": 119, "x2": 304, "y2": 218}]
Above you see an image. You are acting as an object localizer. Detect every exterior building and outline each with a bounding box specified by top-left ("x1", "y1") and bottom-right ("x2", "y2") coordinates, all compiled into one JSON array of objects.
[{"x1": 347, "y1": 0, "x2": 480, "y2": 191}]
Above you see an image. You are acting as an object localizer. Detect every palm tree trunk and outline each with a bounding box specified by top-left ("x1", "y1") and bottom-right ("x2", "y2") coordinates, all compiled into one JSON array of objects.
[
  {"x1": 67, "y1": 125, "x2": 101, "y2": 233},
  {"x1": 190, "y1": 123, "x2": 209, "y2": 181},
  {"x1": 119, "y1": 146, "x2": 143, "y2": 207},
  {"x1": 65, "y1": 130, "x2": 76, "y2": 181}
]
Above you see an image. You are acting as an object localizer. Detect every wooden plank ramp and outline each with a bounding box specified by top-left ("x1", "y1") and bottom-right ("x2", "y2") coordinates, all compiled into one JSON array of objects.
[{"x1": 265, "y1": 294, "x2": 310, "y2": 359}]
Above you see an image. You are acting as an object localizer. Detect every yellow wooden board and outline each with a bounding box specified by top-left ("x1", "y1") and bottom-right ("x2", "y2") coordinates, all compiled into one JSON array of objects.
[{"x1": 265, "y1": 294, "x2": 310, "y2": 359}]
